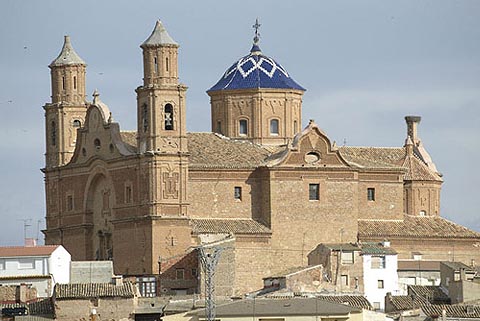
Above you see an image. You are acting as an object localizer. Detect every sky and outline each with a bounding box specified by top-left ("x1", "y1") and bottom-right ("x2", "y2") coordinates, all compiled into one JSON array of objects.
[{"x1": 0, "y1": 0, "x2": 479, "y2": 245}]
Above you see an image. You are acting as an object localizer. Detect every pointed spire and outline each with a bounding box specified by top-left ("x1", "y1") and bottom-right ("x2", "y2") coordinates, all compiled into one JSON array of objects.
[
  {"x1": 141, "y1": 20, "x2": 178, "y2": 47},
  {"x1": 405, "y1": 135, "x2": 414, "y2": 156},
  {"x1": 250, "y1": 18, "x2": 262, "y2": 54},
  {"x1": 49, "y1": 35, "x2": 86, "y2": 67}
]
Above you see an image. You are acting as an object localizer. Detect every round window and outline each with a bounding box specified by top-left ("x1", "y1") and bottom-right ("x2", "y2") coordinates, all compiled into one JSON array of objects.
[{"x1": 305, "y1": 151, "x2": 321, "y2": 164}]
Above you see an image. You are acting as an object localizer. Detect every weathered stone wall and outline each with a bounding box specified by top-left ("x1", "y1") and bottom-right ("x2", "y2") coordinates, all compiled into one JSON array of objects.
[{"x1": 55, "y1": 297, "x2": 136, "y2": 321}]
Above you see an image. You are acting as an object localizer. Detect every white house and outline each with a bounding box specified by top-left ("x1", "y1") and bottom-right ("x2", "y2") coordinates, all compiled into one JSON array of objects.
[
  {"x1": 0, "y1": 245, "x2": 71, "y2": 297},
  {"x1": 361, "y1": 241, "x2": 399, "y2": 311}
]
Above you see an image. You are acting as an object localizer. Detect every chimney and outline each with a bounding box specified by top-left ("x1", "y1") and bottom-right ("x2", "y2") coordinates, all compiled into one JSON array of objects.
[
  {"x1": 405, "y1": 116, "x2": 421, "y2": 145},
  {"x1": 382, "y1": 240, "x2": 391, "y2": 248}
]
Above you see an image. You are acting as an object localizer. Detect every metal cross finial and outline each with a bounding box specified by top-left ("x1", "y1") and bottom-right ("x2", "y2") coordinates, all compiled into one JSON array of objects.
[{"x1": 253, "y1": 18, "x2": 261, "y2": 44}]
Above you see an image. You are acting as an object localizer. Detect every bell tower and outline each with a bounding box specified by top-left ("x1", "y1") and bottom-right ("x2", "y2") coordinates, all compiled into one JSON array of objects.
[
  {"x1": 136, "y1": 20, "x2": 187, "y2": 154},
  {"x1": 44, "y1": 35, "x2": 87, "y2": 168}
]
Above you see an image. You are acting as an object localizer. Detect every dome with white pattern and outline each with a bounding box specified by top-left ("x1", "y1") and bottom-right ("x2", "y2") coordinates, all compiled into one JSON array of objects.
[{"x1": 208, "y1": 43, "x2": 305, "y2": 92}]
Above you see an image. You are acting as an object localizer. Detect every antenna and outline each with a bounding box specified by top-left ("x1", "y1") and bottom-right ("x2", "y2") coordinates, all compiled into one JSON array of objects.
[
  {"x1": 36, "y1": 219, "x2": 43, "y2": 244},
  {"x1": 17, "y1": 218, "x2": 32, "y2": 245}
]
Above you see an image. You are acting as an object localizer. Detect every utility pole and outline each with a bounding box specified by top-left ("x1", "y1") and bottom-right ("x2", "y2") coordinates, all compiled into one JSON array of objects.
[{"x1": 198, "y1": 246, "x2": 223, "y2": 321}]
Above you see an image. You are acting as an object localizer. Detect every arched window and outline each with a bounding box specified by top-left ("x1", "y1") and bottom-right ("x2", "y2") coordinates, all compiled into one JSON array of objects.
[
  {"x1": 142, "y1": 104, "x2": 148, "y2": 133},
  {"x1": 94, "y1": 138, "x2": 101, "y2": 149},
  {"x1": 294, "y1": 120, "x2": 298, "y2": 134},
  {"x1": 51, "y1": 121, "x2": 56, "y2": 146},
  {"x1": 73, "y1": 119, "x2": 81, "y2": 128},
  {"x1": 239, "y1": 119, "x2": 248, "y2": 136},
  {"x1": 270, "y1": 119, "x2": 279, "y2": 135},
  {"x1": 73, "y1": 76, "x2": 77, "y2": 90},
  {"x1": 154, "y1": 57, "x2": 158, "y2": 73},
  {"x1": 62, "y1": 77, "x2": 65, "y2": 90},
  {"x1": 166, "y1": 57, "x2": 169, "y2": 72},
  {"x1": 164, "y1": 104, "x2": 174, "y2": 130}
]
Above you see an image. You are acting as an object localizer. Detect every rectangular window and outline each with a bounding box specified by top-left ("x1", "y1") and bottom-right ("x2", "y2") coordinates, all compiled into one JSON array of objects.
[
  {"x1": 18, "y1": 259, "x2": 34, "y2": 270},
  {"x1": 176, "y1": 268, "x2": 185, "y2": 280},
  {"x1": 234, "y1": 186, "x2": 242, "y2": 200},
  {"x1": 192, "y1": 268, "x2": 198, "y2": 277},
  {"x1": 270, "y1": 119, "x2": 279, "y2": 135},
  {"x1": 125, "y1": 184, "x2": 132, "y2": 204},
  {"x1": 136, "y1": 277, "x2": 156, "y2": 297},
  {"x1": 378, "y1": 280, "x2": 384, "y2": 289},
  {"x1": 341, "y1": 252, "x2": 354, "y2": 265},
  {"x1": 67, "y1": 194, "x2": 74, "y2": 212},
  {"x1": 340, "y1": 275, "x2": 348, "y2": 286},
  {"x1": 373, "y1": 302, "x2": 381, "y2": 310},
  {"x1": 367, "y1": 188, "x2": 375, "y2": 201},
  {"x1": 239, "y1": 119, "x2": 248, "y2": 135},
  {"x1": 371, "y1": 256, "x2": 386, "y2": 269},
  {"x1": 309, "y1": 184, "x2": 319, "y2": 201}
]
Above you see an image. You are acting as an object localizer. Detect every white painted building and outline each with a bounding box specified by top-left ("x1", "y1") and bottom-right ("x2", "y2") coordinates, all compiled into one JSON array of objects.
[
  {"x1": 0, "y1": 245, "x2": 71, "y2": 297},
  {"x1": 361, "y1": 242, "x2": 399, "y2": 311}
]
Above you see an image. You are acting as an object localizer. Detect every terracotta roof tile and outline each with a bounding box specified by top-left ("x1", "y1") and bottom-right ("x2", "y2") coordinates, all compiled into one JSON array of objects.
[
  {"x1": 54, "y1": 282, "x2": 137, "y2": 299},
  {"x1": 315, "y1": 295, "x2": 373, "y2": 310},
  {"x1": 360, "y1": 242, "x2": 397, "y2": 255},
  {"x1": 190, "y1": 219, "x2": 271, "y2": 235},
  {"x1": 386, "y1": 295, "x2": 420, "y2": 311},
  {"x1": 0, "y1": 246, "x2": 60, "y2": 258},
  {"x1": 339, "y1": 146, "x2": 405, "y2": 169},
  {"x1": 421, "y1": 304, "x2": 480, "y2": 318},
  {"x1": 188, "y1": 133, "x2": 272, "y2": 169},
  {"x1": 402, "y1": 155, "x2": 442, "y2": 182},
  {"x1": 409, "y1": 285, "x2": 450, "y2": 304},
  {"x1": 358, "y1": 216, "x2": 480, "y2": 239}
]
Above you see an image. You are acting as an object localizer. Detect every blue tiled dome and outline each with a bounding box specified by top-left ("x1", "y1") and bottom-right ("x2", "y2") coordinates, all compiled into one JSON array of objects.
[{"x1": 208, "y1": 45, "x2": 305, "y2": 92}]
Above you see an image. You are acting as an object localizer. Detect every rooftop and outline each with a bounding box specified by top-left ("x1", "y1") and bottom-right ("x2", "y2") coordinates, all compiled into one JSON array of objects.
[
  {"x1": 192, "y1": 297, "x2": 360, "y2": 317},
  {"x1": 358, "y1": 216, "x2": 480, "y2": 239},
  {"x1": 190, "y1": 218, "x2": 271, "y2": 235},
  {"x1": 141, "y1": 20, "x2": 178, "y2": 47},
  {"x1": 54, "y1": 282, "x2": 137, "y2": 299},
  {"x1": 49, "y1": 35, "x2": 86, "y2": 67},
  {"x1": 360, "y1": 242, "x2": 397, "y2": 255},
  {"x1": 0, "y1": 245, "x2": 60, "y2": 258}
]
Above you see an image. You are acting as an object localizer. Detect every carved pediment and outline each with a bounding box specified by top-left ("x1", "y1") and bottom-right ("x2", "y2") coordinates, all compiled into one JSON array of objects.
[
  {"x1": 68, "y1": 97, "x2": 135, "y2": 165},
  {"x1": 266, "y1": 120, "x2": 349, "y2": 168}
]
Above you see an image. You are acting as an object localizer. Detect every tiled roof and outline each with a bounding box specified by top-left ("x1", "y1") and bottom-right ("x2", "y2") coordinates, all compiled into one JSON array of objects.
[
  {"x1": 386, "y1": 295, "x2": 422, "y2": 311},
  {"x1": 421, "y1": 304, "x2": 480, "y2": 318},
  {"x1": 266, "y1": 265, "x2": 322, "y2": 278},
  {"x1": 54, "y1": 282, "x2": 137, "y2": 299},
  {"x1": 402, "y1": 154, "x2": 442, "y2": 182},
  {"x1": 188, "y1": 133, "x2": 272, "y2": 169},
  {"x1": 263, "y1": 292, "x2": 372, "y2": 311},
  {"x1": 409, "y1": 286, "x2": 450, "y2": 304},
  {"x1": 208, "y1": 45, "x2": 305, "y2": 92},
  {"x1": 360, "y1": 242, "x2": 397, "y2": 255},
  {"x1": 321, "y1": 243, "x2": 361, "y2": 252},
  {"x1": 316, "y1": 295, "x2": 373, "y2": 310},
  {"x1": 190, "y1": 219, "x2": 271, "y2": 235},
  {"x1": 0, "y1": 246, "x2": 60, "y2": 258},
  {"x1": 339, "y1": 146, "x2": 405, "y2": 169},
  {"x1": 194, "y1": 298, "x2": 360, "y2": 317},
  {"x1": 119, "y1": 131, "x2": 137, "y2": 149},
  {"x1": 358, "y1": 216, "x2": 480, "y2": 239},
  {"x1": 441, "y1": 261, "x2": 474, "y2": 271},
  {"x1": 398, "y1": 261, "x2": 441, "y2": 271}
]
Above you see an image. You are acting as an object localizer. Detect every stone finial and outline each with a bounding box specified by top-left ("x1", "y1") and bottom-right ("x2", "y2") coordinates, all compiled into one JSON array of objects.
[{"x1": 405, "y1": 135, "x2": 414, "y2": 156}]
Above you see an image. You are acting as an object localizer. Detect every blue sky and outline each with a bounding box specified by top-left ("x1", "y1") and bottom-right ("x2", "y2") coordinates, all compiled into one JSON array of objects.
[{"x1": 0, "y1": 0, "x2": 479, "y2": 245}]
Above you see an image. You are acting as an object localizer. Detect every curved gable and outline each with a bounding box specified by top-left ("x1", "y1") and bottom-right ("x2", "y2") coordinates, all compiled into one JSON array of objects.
[
  {"x1": 68, "y1": 100, "x2": 135, "y2": 166},
  {"x1": 266, "y1": 120, "x2": 349, "y2": 168}
]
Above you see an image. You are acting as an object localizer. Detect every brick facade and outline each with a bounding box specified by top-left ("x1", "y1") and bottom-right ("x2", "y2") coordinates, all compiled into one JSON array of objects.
[{"x1": 42, "y1": 21, "x2": 480, "y2": 297}]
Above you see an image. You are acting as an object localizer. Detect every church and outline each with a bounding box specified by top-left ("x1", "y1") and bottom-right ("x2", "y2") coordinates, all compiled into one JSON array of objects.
[{"x1": 42, "y1": 20, "x2": 480, "y2": 296}]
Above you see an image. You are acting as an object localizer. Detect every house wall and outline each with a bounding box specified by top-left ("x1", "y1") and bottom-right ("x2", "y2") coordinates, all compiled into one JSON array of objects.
[
  {"x1": 398, "y1": 271, "x2": 440, "y2": 295},
  {"x1": 0, "y1": 278, "x2": 50, "y2": 298},
  {"x1": 363, "y1": 254, "x2": 398, "y2": 310},
  {"x1": 48, "y1": 246, "x2": 71, "y2": 285},
  {"x1": 70, "y1": 261, "x2": 114, "y2": 284},
  {"x1": 54, "y1": 297, "x2": 136, "y2": 321}
]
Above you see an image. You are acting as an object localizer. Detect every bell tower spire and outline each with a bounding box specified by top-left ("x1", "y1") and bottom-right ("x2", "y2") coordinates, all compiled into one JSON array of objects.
[{"x1": 44, "y1": 35, "x2": 87, "y2": 168}]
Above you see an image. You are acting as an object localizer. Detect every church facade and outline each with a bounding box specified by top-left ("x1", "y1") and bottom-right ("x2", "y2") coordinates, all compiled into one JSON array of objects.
[{"x1": 42, "y1": 21, "x2": 480, "y2": 296}]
